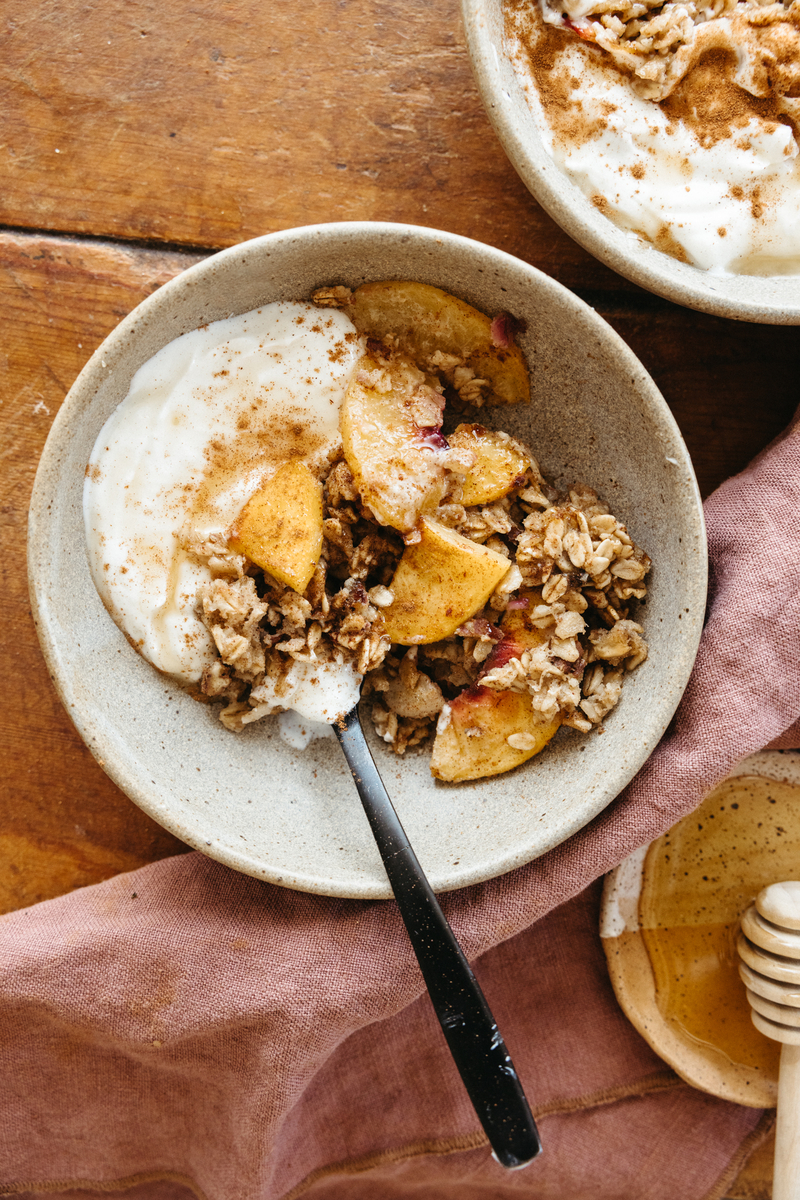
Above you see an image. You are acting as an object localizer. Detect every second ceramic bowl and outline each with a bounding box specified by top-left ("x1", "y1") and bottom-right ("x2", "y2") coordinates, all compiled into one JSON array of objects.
[
  {"x1": 463, "y1": 0, "x2": 800, "y2": 324},
  {"x1": 28, "y1": 221, "x2": 707, "y2": 898}
]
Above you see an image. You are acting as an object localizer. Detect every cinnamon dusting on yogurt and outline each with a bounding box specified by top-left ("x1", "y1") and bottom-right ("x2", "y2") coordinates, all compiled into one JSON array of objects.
[
  {"x1": 661, "y1": 49, "x2": 793, "y2": 145},
  {"x1": 505, "y1": 0, "x2": 800, "y2": 274}
]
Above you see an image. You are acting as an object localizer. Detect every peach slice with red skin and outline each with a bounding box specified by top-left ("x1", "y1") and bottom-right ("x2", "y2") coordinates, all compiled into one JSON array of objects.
[
  {"x1": 340, "y1": 351, "x2": 457, "y2": 533},
  {"x1": 429, "y1": 589, "x2": 561, "y2": 782},
  {"x1": 381, "y1": 517, "x2": 512, "y2": 645},
  {"x1": 429, "y1": 687, "x2": 560, "y2": 783},
  {"x1": 348, "y1": 281, "x2": 530, "y2": 406}
]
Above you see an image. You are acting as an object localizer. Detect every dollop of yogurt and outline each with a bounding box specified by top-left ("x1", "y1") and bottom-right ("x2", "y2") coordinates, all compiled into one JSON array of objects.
[
  {"x1": 250, "y1": 659, "x2": 363, "y2": 726},
  {"x1": 84, "y1": 301, "x2": 365, "y2": 721}
]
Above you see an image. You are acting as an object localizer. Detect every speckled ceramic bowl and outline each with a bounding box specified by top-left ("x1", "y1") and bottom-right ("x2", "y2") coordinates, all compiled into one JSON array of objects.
[
  {"x1": 28, "y1": 222, "x2": 707, "y2": 898},
  {"x1": 462, "y1": 0, "x2": 800, "y2": 324}
]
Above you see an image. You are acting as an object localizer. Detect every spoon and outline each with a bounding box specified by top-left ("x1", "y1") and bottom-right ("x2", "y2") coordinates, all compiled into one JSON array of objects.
[{"x1": 334, "y1": 703, "x2": 542, "y2": 1170}]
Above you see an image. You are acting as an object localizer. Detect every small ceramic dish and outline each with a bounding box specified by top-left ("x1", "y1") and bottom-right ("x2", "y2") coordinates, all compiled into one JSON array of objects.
[
  {"x1": 28, "y1": 221, "x2": 706, "y2": 899},
  {"x1": 601, "y1": 751, "x2": 800, "y2": 1107},
  {"x1": 462, "y1": 0, "x2": 800, "y2": 325}
]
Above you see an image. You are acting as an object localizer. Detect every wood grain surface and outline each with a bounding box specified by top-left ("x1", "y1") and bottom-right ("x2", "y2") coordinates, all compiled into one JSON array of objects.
[
  {"x1": 1, "y1": 232, "x2": 200, "y2": 913},
  {"x1": 2, "y1": 0, "x2": 796, "y2": 1193}
]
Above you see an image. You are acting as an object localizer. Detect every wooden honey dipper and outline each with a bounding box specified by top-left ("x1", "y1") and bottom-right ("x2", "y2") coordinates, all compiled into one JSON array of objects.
[{"x1": 738, "y1": 882, "x2": 800, "y2": 1200}]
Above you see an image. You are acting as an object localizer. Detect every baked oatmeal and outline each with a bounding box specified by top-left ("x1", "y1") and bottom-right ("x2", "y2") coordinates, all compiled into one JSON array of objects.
[{"x1": 84, "y1": 281, "x2": 651, "y2": 782}]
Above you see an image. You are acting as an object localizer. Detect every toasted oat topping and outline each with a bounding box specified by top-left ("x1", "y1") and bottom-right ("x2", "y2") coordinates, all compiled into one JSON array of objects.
[{"x1": 193, "y1": 434, "x2": 650, "y2": 749}]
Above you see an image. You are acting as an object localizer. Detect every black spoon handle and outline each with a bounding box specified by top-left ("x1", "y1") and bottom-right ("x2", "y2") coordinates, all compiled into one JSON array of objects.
[{"x1": 334, "y1": 705, "x2": 541, "y2": 1170}]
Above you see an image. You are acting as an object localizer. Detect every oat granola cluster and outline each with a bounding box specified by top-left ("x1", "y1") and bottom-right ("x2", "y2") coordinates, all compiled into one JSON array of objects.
[
  {"x1": 190, "y1": 439, "x2": 651, "y2": 755},
  {"x1": 539, "y1": 0, "x2": 800, "y2": 100}
]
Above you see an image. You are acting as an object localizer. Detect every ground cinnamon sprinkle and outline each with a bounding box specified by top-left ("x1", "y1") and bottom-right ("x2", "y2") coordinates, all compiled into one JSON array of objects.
[
  {"x1": 651, "y1": 224, "x2": 692, "y2": 262},
  {"x1": 662, "y1": 49, "x2": 792, "y2": 148},
  {"x1": 505, "y1": 1, "x2": 616, "y2": 149},
  {"x1": 507, "y1": 0, "x2": 798, "y2": 153}
]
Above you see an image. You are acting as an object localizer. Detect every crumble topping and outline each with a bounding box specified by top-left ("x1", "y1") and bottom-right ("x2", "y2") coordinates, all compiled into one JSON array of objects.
[
  {"x1": 91, "y1": 285, "x2": 651, "y2": 777},
  {"x1": 538, "y1": 0, "x2": 800, "y2": 102},
  {"x1": 192, "y1": 439, "x2": 651, "y2": 751}
]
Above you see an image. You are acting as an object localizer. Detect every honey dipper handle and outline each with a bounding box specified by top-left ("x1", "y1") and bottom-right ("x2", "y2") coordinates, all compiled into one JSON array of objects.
[
  {"x1": 741, "y1": 883, "x2": 800, "y2": 1200},
  {"x1": 775, "y1": 1044, "x2": 800, "y2": 1200},
  {"x1": 334, "y1": 704, "x2": 541, "y2": 1171}
]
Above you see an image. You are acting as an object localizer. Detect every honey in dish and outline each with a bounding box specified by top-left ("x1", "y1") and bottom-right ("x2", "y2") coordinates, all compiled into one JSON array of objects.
[{"x1": 639, "y1": 775, "x2": 800, "y2": 1082}]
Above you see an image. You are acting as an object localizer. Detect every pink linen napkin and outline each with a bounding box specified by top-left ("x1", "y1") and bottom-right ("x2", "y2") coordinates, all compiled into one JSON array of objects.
[
  {"x1": 0, "y1": 876, "x2": 768, "y2": 1200},
  {"x1": 3, "y1": 409, "x2": 799, "y2": 1200}
]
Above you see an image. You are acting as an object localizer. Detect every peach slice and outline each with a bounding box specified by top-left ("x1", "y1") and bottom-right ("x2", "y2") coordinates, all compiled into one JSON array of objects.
[
  {"x1": 340, "y1": 351, "x2": 453, "y2": 533},
  {"x1": 349, "y1": 281, "x2": 530, "y2": 405},
  {"x1": 430, "y1": 687, "x2": 560, "y2": 782},
  {"x1": 381, "y1": 517, "x2": 512, "y2": 645},
  {"x1": 429, "y1": 589, "x2": 561, "y2": 781},
  {"x1": 448, "y1": 423, "x2": 531, "y2": 507},
  {"x1": 229, "y1": 460, "x2": 323, "y2": 594}
]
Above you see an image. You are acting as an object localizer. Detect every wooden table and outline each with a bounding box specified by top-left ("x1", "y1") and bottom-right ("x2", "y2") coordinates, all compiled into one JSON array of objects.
[{"x1": 2, "y1": 1, "x2": 795, "y2": 1194}]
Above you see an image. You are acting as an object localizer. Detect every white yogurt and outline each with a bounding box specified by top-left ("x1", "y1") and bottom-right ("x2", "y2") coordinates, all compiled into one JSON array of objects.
[
  {"x1": 250, "y1": 659, "x2": 362, "y2": 726},
  {"x1": 84, "y1": 301, "x2": 364, "y2": 719},
  {"x1": 507, "y1": 15, "x2": 800, "y2": 274}
]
